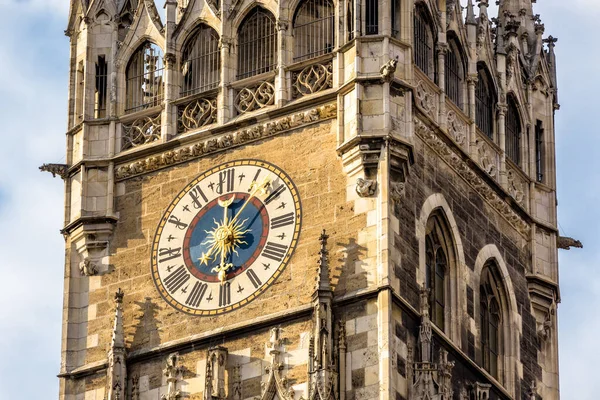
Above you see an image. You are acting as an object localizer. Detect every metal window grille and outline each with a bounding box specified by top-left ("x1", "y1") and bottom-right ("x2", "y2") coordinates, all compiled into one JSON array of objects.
[
  {"x1": 480, "y1": 266, "x2": 502, "y2": 380},
  {"x1": 181, "y1": 25, "x2": 221, "y2": 97},
  {"x1": 476, "y1": 69, "x2": 494, "y2": 139},
  {"x1": 414, "y1": 11, "x2": 432, "y2": 76},
  {"x1": 391, "y1": 0, "x2": 400, "y2": 38},
  {"x1": 237, "y1": 8, "x2": 277, "y2": 80},
  {"x1": 346, "y1": 0, "x2": 354, "y2": 41},
  {"x1": 126, "y1": 42, "x2": 165, "y2": 113},
  {"x1": 95, "y1": 55, "x2": 108, "y2": 119},
  {"x1": 506, "y1": 99, "x2": 521, "y2": 165},
  {"x1": 535, "y1": 120, "x2": 544, "y2": 182},
  {"x1": 425, "y1": 218, "x2": 447, "y2": 332},
  {"x1": 365, "y1": 0, "x2": 378, "y2": 35},
  {"x1": 444, "y1": 46, "x2": 462, "y2": 106},
  {"x1": 293, "y1": 0, "x2": 335, "y2": 62}
]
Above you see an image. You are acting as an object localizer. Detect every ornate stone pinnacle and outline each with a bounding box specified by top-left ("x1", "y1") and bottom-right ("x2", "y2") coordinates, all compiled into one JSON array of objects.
[
  {"x1": 111, "y1": 288, "x2": 125, "y2": 349},
  {"x1": 316, "y1": 230, "x2": 331, "y2": 292},
  {"x1": 115, "y1": 288, "x2": 124, "y2": 303}
]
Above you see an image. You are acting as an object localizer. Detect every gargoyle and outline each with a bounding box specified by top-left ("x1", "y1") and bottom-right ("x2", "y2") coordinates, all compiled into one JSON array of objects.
[{"x1": 557, "y1": 236, "x2": 583, "y2": 250}]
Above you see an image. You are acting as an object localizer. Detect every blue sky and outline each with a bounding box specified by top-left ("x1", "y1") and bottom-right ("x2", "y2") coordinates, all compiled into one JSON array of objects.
[{"x1": 0, "y1": 0, "x2": 596, "y2": 398}]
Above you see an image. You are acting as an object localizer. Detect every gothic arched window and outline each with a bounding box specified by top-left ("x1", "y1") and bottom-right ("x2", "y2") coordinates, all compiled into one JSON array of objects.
[
  {"x1": 480, "y1": 263, "x2": 503, "y2": 379},
  {"x1": 126, "y1": 42, "x2": 164, "y2": 112},
  {"x1": 181, "y1": 24, "x2": 221, "y2": 97},
  {"x1": 476, "y1": 66, "x2": 494, "y2": 139},
  {"x1": 293, "y1": 0, "x2": 335, "y2": 62},
  {"x1": 237, "y1": 7, "x2": 277, "y2": 80},
  {"x1": 425, "y1": 213, "x2": 451, "y2": 331},
  {"x1": 445, "y1": 40, "x2": 464, "y2": 107},
  {"x1": 506, "y1": 96, "x2": 521, "y2": 165},
  {"x1": 414, "y1": 7, "x2": 435, "y2": 80}
]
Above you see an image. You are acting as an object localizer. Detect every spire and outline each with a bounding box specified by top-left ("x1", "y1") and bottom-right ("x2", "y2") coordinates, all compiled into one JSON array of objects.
[
  {"x1": 112, "y1": 288, "x2": 125, "y2": 349},
  {"x1": 466, "y1": 0, "x2": 476, "y2": 25},
  {"x1": 315, "y1": 230, "x2": 332, "y2": 293}
]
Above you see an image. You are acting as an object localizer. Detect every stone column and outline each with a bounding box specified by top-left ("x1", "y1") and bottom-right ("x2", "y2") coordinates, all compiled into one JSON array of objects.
[
  {"x1": 276, "y1": 20, "x2": 289, "y2": 107},
  {"x1": 162, "y1": 0, "x2": 178, "y2": 140},
  {"x1": 219, "y1": 37, "x2": 233, "y2": 123},
  {"x1": 467, "y1": 73, "x2": 477, "y2": 155},
  {"x1": 497, "y1": 103, "x2": 508, "y2": 185},
  {"x1": 436, "y1": 43, "x2": 448, "y2": 129}
]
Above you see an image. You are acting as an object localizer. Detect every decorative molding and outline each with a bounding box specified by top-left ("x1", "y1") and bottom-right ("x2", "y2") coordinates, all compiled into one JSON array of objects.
[
  {"x1": 161, "y1": 353, "x2": 182, "y2": 400},
  {"x1": 235, "y1": 81, "x2": 275, "y2": 114},
  {"x1": 178, "y1": 97, "x2": 217, "y2": 133},
  {"x1": 506, "y1": 168, "x2": 526, "y2": 206},
  {"x1": 131, "y1": 375, "x2": 140, "y2": 400},
  {"x1": 446, "y1": 110, "x2": 467, "y2": 146},
  {"x1": 355, "y1": 178, "x2": 377, "y2": 197},
  {"x1": 474, "y1": 138, "x2": 498, "y2": 178},
  {"x1": 260, "y1": 327, "x2": 295, "y2": 400},
  {"x1": 292, "y1": 62, "x2": 333, "y2": 98},
  {"x1": 206, "y1": 347, "x2": 228, "y2": 400},
  {"x1": 122, "y1": 113, "x2": 162, "y2": 150},
  {"x1": 415, "y1": 81, "x2": 437, "y2": 122},
  {"x1": 414, "y1": 117, "x2": 531, "y2": 236},
  {"x1": 115, "y1": 103, "x2": 337, "y2": 180},
  {"x1": 39, "y1": 163, "x2": 69, "y2": 179},
  {"x1": 71, "y1": 222, "x2": 114, "y2": 276}
]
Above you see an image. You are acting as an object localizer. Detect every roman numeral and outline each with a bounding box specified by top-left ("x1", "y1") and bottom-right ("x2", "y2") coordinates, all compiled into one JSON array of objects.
[
  {"x1": 185, "y1": 281, "x2": 208, "y2": 307},
  {"x1": 219, "y1": 282, "x2": 231, "y2": 306},
  {"x1": 159, "y1": 247, "x2": 182, "y2": 263},
  {"x1": 262, "y1": 242, "x2": 288, "y2": 262},
  {"x1": 264, "y1": 184, "x2": 286, "y2": 204},
  {"x1": 164, "y1": 266, "x2": 190, "y2": 293},
  {"x1": 189, "y1": 185, "x2": 209, "y2": 209},
  {"x1": 217, "y1": 169, "x2": 235, "y2": 195},
  {"x1": 271, "y1": 212, "x2": 295, "y2": 229},
  {"x1": 168, "y1": 215, "x2": 188, "y2": 230},
  {"x1": 247, "y1": 268, "x2": 262, "y2": 289}
]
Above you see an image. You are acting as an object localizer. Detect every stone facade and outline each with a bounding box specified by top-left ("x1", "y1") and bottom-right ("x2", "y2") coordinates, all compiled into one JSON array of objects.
[{"x1": 54, "y1": 0, "x2": 563, "y2": 399}]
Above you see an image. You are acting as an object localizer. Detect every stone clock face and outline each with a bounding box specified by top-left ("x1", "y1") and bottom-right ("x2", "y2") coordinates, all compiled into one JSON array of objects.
[{"x1": 151, "y1": 160, "x2": 302, "y2": 316}]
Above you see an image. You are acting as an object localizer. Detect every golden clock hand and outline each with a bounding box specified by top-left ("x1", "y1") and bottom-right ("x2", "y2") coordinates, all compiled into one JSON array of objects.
[{"x1": 229, "y1": 176, "x2": 271, "y2": 227}]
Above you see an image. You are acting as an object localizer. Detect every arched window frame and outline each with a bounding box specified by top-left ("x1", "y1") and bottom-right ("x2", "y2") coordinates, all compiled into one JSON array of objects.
[
  {"x1": 479, "y1": 263, "x2": 503, "y2": 379},
  {"x1": 413, "y1": 5, "x2": 436, "y2": 81},
  {"x1": 236, "y1": 7, "x2": 278, "y2": 80},
  {"x1": 506, "y1": 96, "x2": 522, "y2": 165},
  {"x1": 292, "y1": 0, "x2": 335, "y2": 63},
  {"x1": 181, "y1": 24, "x2": 221, "y2": 97},
  {"x1": 125, "y1": 41, "x2": 165, "y2": 113},
  {"x1": 444, "y1": 37, "x2": 465, "y2": 109},
  {"x1": 476, "y1": 64, "x2": 495, "y2": 140}
]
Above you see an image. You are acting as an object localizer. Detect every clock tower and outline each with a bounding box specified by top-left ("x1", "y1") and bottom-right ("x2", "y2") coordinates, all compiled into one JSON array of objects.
[{"x1": 50, "y1": 0, "x2": 568, "y2": 399}]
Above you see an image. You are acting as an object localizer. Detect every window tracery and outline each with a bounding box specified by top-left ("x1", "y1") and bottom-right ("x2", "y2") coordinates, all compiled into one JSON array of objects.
[
  {"x1": 237, "y1": 7, "x2": 277, "y2": 80},
  {"x1": 476, "y1": 66, "x2": 494, "y2": 139},
  {"x1": 425, "y1": 213, "x2": 452, "y2": 332},
  {"x1": 126, "y1": 42, "x2": 164, "y2": 113},
  {"x1": 445, "y1": 39, "x2": 464, "y2": 107},
  {"x1": 479, "y1": 263, "x2": 503, "y2": 380},
  {"x1": 293, "y1": 0, "x2": 334, "y2": 62},
  {"x1": 506, "y1": 96, "x2": 521, "y2": 165}
]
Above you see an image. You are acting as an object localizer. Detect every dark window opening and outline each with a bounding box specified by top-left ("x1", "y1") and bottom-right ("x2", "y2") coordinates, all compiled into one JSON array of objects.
[
  {"x1": 181, "y1": 25, "x2": 221, "y2": 97},
  {"x1": 535, "y1": 120, "x2": 545, "y2": 182},
  {"x1": 237, "y1": 8, "x2": 277, "y2": 80},
  {"x1": 476, "y1": 68, "x2": 494, "y2": 139},
  {"x1": 95, "y1": 55, "x2": 108, "y2": 119},
  {"x1": 445, "y1": 44, "x2": 462, "y2": 106},
  {"x1": 506, "y1": 98, "x2": 521, "y2": 165},
  {"x1": 293, "y1": 0, "x2": 335, "y2": 62},
  {"x1": 366, "y1": 0, "x2": 378, "y2": 35}
]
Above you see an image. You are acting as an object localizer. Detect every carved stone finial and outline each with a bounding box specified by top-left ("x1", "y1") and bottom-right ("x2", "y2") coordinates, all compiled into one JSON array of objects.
[
  {"x1": 380, "y1": 58, "x2": 398, "y2": 82},
  {"x1": 466, "y1": 0, "x2": 477, "y2": 25},
  {"x1": 356, "y1": 178, "x2": 377, "y2": 197},
  {"x1": 206, "y1": 347, "x2": 228, "y2": 399},
  {"x1": 108, "y1": 289, "x2": 126, "y2": 400},
  {"x1": 162, "y1": 353, "x2": 182, "y2": 400},
  {"x1": 315, "y1": 230, "x2": 332, "y2": 293},
  {"x1": 557, "y1": 236, "x2": 582, "y2": 250},
  {"x1": 39, "y1": 163, "x2": 68, "y2": 179}
]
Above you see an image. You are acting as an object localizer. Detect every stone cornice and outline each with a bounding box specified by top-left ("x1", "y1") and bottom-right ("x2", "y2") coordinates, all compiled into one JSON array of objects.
[{"x1": 114, "y1": 103, "x2": 337, "y2": 181}]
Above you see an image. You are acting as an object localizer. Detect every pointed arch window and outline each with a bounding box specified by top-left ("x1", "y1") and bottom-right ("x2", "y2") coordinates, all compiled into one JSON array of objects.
[
  {"x1": 445, "y1": 40, "x2": 464, "y2": 107},
  {"x1": 425, "y1": 213, "x2": 451, "y2": 331},
  {"x1": 414, "y1": 7, "x2": 435, "y2": 80},
  {"x1": 480, "y1": 263, "x2": 503, "y2": 379},
  {"x1": 293, "y1": 0, "x2": 335, "y2": 62},
  {"x1": 126, "y1": 42, "x2": 164, "y2": 112},
  {"x1": 506, "y1": 97, "x2": 521, "y2": 165},
  {"x1": 237, "y1": 7, "x2": 277, "y2": 80},
  {"x1": 476, "y1": 66, "x2": 494, "y2": 139},
  {"x1": 181, "y1": 24, "x2": 221, "y2": 97}
]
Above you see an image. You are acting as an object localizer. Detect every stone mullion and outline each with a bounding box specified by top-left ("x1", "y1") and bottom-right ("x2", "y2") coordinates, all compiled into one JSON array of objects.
[
  {"x1": 219, "y1": 37, "x2": 234, "y2": 124},
  {"x1": 467, "y1": 73, "x2": 477, "y2": 156},
  {"x1": 497, "y1": 103, "x2": 508, "y2": 186},
  {"x1": 275, "y1": 20, "x2": 289, "y2": 107},
  {"x1": 437, "y1": 42, "x2": 448, "y2": 130},
  {"x1": 162, "y1": 0, "x2": 178, "y2": 141}
]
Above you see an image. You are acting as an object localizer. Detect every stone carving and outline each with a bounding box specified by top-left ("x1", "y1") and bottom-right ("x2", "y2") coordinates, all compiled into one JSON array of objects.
[
  {"x1": 475, "y1": 138, "x2": 497, "y2": 177},
  {"x1": 355, "y1": 178, "x2": 377, "y2": 197},
  {"x1": 292, "y1": 62, "x2": 333, "y2": 98},
  {"x1": 122, "y1": 113, "x2": 162, "y2": 150},
  {"x1": 380, "y1": 59, "x2": 398, "y2": 82},
  {"x1": 79, "y1": 257, "x2": 98, "y2": 276},
  {"x1": 235, "y1": 81, "x2": 275, "y2": 114},
  {"x1": 260, "y1": 327, "x2": 295, "y2": 400},
  {"x1": 528, "y1": 380, "x2": 537, "y2": 400},
  {"x1": 116, "y1": 104, "x2": 337, "y2": 180},
  {"x1": 537, "y1": 311, "x2": 553, "y2": 341},
  {"x1": 446, "y1": 110, "x2": 467, "y2": 146},
  {"x1": 390, "y1": 181, "x2": 406, "y2": 208},
  {"x1": 39, "y1": 163, "x2": 68, "y2": 179},
  {"x1": 231, "y1": 363, "x2": 242, "y2": 400},
  {"x1": 131, "y1": 375, "x2": 140, "y2": 400},
  {"x1": 107, "y1": 289, "x2": 126, "y2": 400},
  {"x1": 162, "y1": 353, "x2": 182, "y2": 400},
  {"x1": 506, "y1": 43, "x2": 518, "y2": 81},
  {"x1": 414, "y1": 117, "x2": 531, "y2": 236},
  {"x1": 506, "y1": 168, "x2": 526, "y2": 206},
  {"x1": 415, "y1": 81, "x2": 437, "y2": 121},
  {"x1": 206, "y1": 347, "x2": 228, "y2": 399},
  {"x1": 557, "y1": 236, "x2": 583, "y2": 250},
  {"x1": 409, "y1": 288, "x2": 454, "y2": 400},
  {"x1": 178, "y1": 97, "x2": 217, "y2": 133}
]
